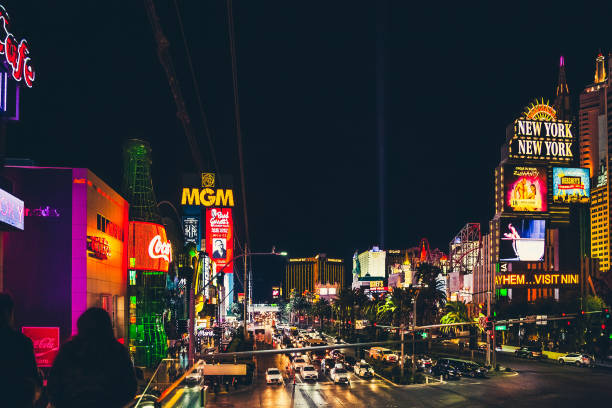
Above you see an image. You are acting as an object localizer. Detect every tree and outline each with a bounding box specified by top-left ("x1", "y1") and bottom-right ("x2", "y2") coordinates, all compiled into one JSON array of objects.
[
  {"x1": 309, "y1": 298, "x2": 332, "y2": 328},
  {"x1": 333, "y1": 288, "x2": 356, "y2": 333},
  {"x1": 413, "y1": 263, "x2": 447, "y2": 325},
  {"x1": 439, "y1": 301, "x2": 477, "y2": 334}
]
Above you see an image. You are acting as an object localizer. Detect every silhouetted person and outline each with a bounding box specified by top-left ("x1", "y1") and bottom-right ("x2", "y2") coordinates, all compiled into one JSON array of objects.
[
  {"x1": 0, "y1": 292, "x2": 41, "y2": 408},
  {"x1": 47, "y1": 308, "x2": 136, "y2": 408}
]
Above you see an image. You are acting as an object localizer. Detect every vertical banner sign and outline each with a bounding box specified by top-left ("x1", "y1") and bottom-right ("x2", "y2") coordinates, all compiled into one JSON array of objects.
[
  {"x1": 22, "y1": 327, "x2": 60, "y2": 367},
  {"x1": 206, "y1": 208, "x2": 233, "y2": 274},
  {"x1": 182, "y1": 216, "x2": 200, "y2": 248}
]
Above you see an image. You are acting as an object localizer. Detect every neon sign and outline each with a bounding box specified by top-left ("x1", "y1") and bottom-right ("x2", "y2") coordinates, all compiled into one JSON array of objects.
[
  {"x1": 181, "y1": 187, "x2": 234, "y2": 207},
  {"x1": 0, "y1": 5, "x2": 35, "y2": 88},
  {"x1": 0, "y1": 187, "x2": 24, "y2": 230},
  {"x1": 148, "y1": 235, "x2": 172, "y2": 263},
  {"x1": 524, "y1": 99, "x2": 557, "y2": 121},
  {"x1": 495, "y1": 273, "x2": 578, "y2": 287}
]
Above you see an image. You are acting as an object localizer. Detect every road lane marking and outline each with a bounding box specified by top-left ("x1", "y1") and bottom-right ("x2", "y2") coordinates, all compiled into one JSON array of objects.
[{"x1": 163, "y1": 388, "x2": 184, "y2": 408}]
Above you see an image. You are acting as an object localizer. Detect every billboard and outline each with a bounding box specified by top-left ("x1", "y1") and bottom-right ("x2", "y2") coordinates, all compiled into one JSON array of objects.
[
  {"x1": 182, "y1": 216, "x2": 201, "y2": 248},
  {"x1": 128, "y1": 221, "x2": 172, "y2": 272},
  {"x1": 21, "y1": 327, "x2": 60, "y2": 367},
  {"x1": 500, "y1": 219, "x2": 546, "y2": 262},
  {"x1": 508, "y1": 117, "x2": 574, "y2": 162},
  {"x1": 552, "y1": 167, "x2": 590, "y2": 204},
  {"x1": 504, "y1": 165, "x2": 547, "y2": 212},
  {"x1": 206, "y1": 208, "x2": 233, "y2": 274}
]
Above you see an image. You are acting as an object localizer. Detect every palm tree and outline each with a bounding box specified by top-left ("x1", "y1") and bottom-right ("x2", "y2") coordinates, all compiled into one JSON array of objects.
[
  {"x1": 439, "y1": 301, "x2": 470, "y2": 334},
  {"x1": 413, "y1": 263, "x2": 447, "y2": 325},
  {"x1": 310, "y1": 298, "x2": 332, "y2": 328},
  {"x1": 333, "y1": 288, "x2": 355, "y2": 334}
]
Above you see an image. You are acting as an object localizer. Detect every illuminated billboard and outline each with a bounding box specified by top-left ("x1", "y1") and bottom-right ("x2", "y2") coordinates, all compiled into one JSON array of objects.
[
  {"x1": 504, "y1": 165, "x2": 547, "y2": 212},
  {"x1": 0, "y1": 187, "x2": 24, "y2": 230},
  {"x1": 495, "y1": 272, "x2": 578, "y2": 287},
  {"x1": 128, "y1": 221, "x2": 172, "y2": 272},
  {"x1": 500, "y1": 219, "x2": 546, "y2": 262},
  {"x1": 507, "y1": 117, "x2": 574, "y2": 162},
  {"x1": 552, "y1": 167, "x2": 590, "y2": 204},
  {"x1": 206, "y1": 208, "x2": 233, "y2": 274},
  {"x1": 21, "y1": 327, "x2": 60, "y2": 367}
]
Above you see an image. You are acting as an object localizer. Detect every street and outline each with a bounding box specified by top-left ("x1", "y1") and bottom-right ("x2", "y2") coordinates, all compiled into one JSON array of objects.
[{"x1": 163, "y1": 349, "x2": 612, "y2": 407}]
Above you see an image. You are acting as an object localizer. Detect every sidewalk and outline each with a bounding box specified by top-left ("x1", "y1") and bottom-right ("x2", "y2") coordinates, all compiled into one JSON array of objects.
[{"x1": 496, "y1": 345, "x2": 612, "y2": 369}]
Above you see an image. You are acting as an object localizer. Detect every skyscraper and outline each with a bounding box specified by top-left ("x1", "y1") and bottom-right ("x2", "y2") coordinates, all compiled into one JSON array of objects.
[{"x1": 579, "y1": 53, "x2": 612, "y2": 274}]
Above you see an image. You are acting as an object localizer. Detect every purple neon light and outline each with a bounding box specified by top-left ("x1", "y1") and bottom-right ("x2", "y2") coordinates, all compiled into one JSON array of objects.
[
  {"x1": 560, "y1": 55, "x2": 565, "y2": 67},
  {"x1": 71, "y1": 168, "x2": 88, "y2": 335}
]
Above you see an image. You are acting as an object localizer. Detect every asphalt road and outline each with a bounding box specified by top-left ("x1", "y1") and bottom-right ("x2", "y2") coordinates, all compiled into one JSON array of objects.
[{"x1": 169, "y1": 347, "x2": 612, "y2": 408}]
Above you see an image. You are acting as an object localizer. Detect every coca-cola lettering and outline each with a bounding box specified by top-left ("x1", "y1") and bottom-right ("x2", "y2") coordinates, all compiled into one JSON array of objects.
[
  {"x1": 148, "y1": 235, "x2": 172, "y2": 263},
  {"x1": 0, "y1": 6, "x2": 35, "y2": 88}
]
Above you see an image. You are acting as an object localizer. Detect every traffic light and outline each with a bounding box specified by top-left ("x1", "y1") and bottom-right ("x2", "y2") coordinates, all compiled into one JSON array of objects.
[
  {"x1": 605, "y1": 309, "x2": 610, "y2": 319},
  {"x1": 567, "y1": 321, "x2": 571, "y2": 326}
]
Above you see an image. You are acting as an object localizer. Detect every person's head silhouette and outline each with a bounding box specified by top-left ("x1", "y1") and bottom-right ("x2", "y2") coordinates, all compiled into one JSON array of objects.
[{"x1": 77, "y1": 307, "x2": 114, "y2": 340}]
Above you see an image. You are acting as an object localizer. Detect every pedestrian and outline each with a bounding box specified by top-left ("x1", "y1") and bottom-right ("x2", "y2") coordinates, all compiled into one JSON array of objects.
[
  {"x1": 47, "y1": 308, "x2": 137, "y2": 408},
  {"x1": 0, "y1": 292, "x2": 41, "y2": 408}
]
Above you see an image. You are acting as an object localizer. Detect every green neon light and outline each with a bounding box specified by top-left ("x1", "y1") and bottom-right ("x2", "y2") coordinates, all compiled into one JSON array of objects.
[{"x1": 499, "y1": 289, "x2": 507, "y2": 297}]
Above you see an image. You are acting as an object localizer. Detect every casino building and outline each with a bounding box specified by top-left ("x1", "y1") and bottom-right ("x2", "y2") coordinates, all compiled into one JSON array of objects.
[
  {"x1": 2, "y1": 166, "x2": 129, "y2": 343},
  {"x1": 473, "y1": 56, "x2": 585, "y2": 307},
  {"x1": 284, "y1": 254, "x2": 345, "y2": 299}
]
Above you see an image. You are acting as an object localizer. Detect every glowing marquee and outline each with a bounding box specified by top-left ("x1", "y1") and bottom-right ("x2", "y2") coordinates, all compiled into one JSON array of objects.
[
  {"x1": 0, "y1": 5, "x2": 35, "y2": 88},
  {"x1": 148, "y1": 235, "x2": 172, "y2": 263},
  {"x1": 495, "y1": 273, "x2": 579, "y2": 287},
  {"x1": 524, "y1": 99, "x2": 557, "y2": 121},
  {"x1": 181, "y1": 187, "x2": 234, "y2": 207}
]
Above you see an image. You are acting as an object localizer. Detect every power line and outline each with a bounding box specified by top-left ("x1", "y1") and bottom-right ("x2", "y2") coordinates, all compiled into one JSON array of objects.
[
  {"x1": 173, "y1": 0, "x2": 219, "y2": 175},
  {"x1": 226, "y1": 0, "x2": 250, "y2": 249}
]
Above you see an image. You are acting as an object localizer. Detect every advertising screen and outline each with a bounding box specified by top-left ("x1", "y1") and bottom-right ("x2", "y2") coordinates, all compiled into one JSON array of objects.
[
  {"x1": 22, "y1": 327, "x2": 60, "y2": 367},
  {"x1": 500, "y1": 219, "x2": 546, "y2": 262},
  {"x1": 128, "y1": 221, "x2": 171, "y2": 272},
  {"x1": 504, "y1": 165, "x2": 547, "y2": 212},
  {"x1": 182, "y1": 216, "x2": 200, "y2": 248},
  {"x1": 206, "y1": 208, "x2": 234, "y2": 274},
  {"x1": 552, "y1": 167, "x2": 590, "y2": 204}
]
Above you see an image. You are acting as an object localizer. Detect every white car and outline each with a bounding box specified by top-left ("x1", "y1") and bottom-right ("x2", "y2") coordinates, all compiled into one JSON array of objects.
[
  {"x1": 558, "y1": 353, "x2": 594, "y2": 367},
  {"x1": 300, "y1": 365, "x2": 318, "y2": 381},
  {"x1": 293, "y1": 357, "x2": 308, "y2": 371},
  {"x1": 330, "y1": 364, "x2": 350, "y2": 385},
  {"x1": 266, "y1": 368, "x2": 283, "y2": 385},
  {"x1": 353, "y1": 360, "x2": 374, "y2": 378}
]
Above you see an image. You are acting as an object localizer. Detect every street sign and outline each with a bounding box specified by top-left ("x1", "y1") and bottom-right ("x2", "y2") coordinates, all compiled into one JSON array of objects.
[{"x1": 495, "y1": 325, "x2": 507, "y2": 331}]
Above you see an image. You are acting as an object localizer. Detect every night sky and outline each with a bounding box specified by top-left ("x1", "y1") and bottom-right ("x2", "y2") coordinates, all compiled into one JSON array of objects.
[{"x1": 5, "y1": 1, "x2": 612, "y2": 300}]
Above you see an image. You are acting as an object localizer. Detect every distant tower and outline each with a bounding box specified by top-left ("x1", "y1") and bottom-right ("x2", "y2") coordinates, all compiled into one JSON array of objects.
[
  {"x1": 554, "y1": 55, "x2": 571, "y2": 121},
  {"x1": 122, "y1": 139, "x2": 161, "y2": 223},
  {"x1": 595, "y1": 52, "x2": 607, "y2": 84}
]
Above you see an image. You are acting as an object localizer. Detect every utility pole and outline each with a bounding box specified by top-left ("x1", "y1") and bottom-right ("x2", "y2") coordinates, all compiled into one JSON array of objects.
[
  {"x1": 412, "y1": 295, "x2": 417, "y2": 379},
  {"x1": 243, "y1": 243, "x2": 248, "y2": 339},
  {"x1": 486, "y1": 290, "x2": 491, "y2": 366},
  {"x1": 400, "y1": 323, "x2": 405, "y2": 378}
]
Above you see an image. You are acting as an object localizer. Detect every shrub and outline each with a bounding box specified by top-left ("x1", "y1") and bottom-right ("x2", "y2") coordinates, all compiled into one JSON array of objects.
[{"x1": 413, "y1": 373, "x2": 426, "y2": 384}]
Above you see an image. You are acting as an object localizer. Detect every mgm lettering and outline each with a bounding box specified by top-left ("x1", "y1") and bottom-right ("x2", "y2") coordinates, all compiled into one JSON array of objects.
[
  {"x1": 181, "y1": 188, "x2": 234, "y2": 207},
  {"x1": 509, "y1": 119, "x2": 574, "y2": 160}
]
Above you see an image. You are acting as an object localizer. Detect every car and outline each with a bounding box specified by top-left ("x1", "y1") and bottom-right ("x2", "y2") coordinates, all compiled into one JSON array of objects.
[
  {"x1": 321, "y1": 358, "x2": 336, "y2": 374},
  {"x1": 330, "y1": 364, "x2": 351, "y2": 385},
  {"x1": 354, "y1": 360, "x2": 374, "y2": 378},
  {"x1": 343, "y1": 356, "x2": 357, "y2": 370},
  {"x1": 293, "y1": 357, "x2": 308, "y2": 371},
  {"x1": 558, "y1": 353, "x2": 594, "y2": 367},
  {"x1": 300, "y1": 365, "x2": 319, "y2": 381},
  {"x1": 369, "y1": 347, "x2": 399, "y2": 363},
  {"x1": 417, "y1": 355, "x2": 433, "y2": 371},
  {"x1": 454, "y1": 360, "x2": 488, "y2": 378},
  {"x1": 184, "y1": 369, "x2": 203, "y2": 386},
  {"x1": 514, "y1": 346, "x2": 543, "y2": 359},
  {"x1": 266, "y1": 368, "x2": 283, "y2": 385},
  {"x1": 432, "y1": 362, "x2": 461, "y2": 380}
]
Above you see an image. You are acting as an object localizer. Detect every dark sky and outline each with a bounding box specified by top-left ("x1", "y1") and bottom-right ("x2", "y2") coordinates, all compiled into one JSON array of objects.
[{"x1": 5, "y1": 1, "x2": 612, "y2": 300}]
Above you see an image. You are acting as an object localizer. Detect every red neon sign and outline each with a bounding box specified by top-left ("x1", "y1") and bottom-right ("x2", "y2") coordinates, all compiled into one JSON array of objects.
[
  {"x1": 206, "y1": 208, "x2": 233, "y2": 273},
  {"x1": 128, "y1": 221, "x2": 171, "y2": 272},
  {"x1": 21, "y1": 327, "x2": 60, "y2": 367},
  {"x1": 0, "y1": 5, "x2": 35, "y2": 88},
  {"x1": 87, "y1": 236, "x2": 111, "y2": 260}
]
